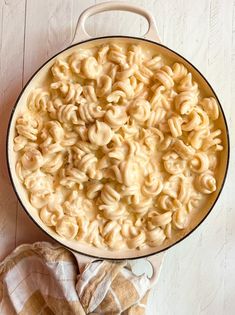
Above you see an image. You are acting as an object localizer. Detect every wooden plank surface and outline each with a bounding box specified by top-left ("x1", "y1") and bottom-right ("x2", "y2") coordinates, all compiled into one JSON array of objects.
[
  {"x1": 0, "y1": 0, "x2": 26, "y2": 259},
  {"x1": 0, "y1": 1, "x2": 234, "y2": 314}
]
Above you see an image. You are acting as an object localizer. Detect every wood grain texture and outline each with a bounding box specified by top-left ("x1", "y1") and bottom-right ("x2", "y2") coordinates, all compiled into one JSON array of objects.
[
  {"x1": 0, "y1": 0, "x2": 26, "y2": 260},
  {"x1": 0, "y1": 0, "x2": 234, "y2": 314}
]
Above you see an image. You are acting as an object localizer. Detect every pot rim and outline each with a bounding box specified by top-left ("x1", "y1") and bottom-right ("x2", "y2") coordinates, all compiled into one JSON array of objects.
[{"x1": 6, "y1": 35, "x2": 230, "y2": 260}]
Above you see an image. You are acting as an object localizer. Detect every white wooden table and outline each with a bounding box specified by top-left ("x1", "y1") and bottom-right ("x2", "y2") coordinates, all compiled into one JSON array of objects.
[{"x1": 0, "y1": 1, "x2": 234, "y2": 314}]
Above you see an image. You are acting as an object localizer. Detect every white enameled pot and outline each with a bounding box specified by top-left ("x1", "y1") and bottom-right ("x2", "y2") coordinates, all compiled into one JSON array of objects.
[{"x1": 6, "y1": 2, "x2": 229, "y2": 284}]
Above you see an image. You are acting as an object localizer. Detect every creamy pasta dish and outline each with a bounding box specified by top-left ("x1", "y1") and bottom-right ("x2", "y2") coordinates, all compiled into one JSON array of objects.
[{"x1": 13, "y1": 41, "x2": 223, "y2": 250}]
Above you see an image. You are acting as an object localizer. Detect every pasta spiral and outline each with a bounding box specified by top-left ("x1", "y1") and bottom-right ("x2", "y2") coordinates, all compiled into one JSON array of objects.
[
  {"x1": 16, "y1": 114, "x2": 41, "y2": 141},
  {"x1": 154, "y1": 66, "x2": 174, "y2": 89},
  {"x1": 100, "y1": 183, "x2": 120, "y2": 205},
  {"x1": 81, "y1": 56, "x2": 102, "y2": 79},
  {"x1": 146, "y1": 228, "x2": 166, "y2": 247},
  {"x1": 172, "y1": 63, "x2": 188, "y2": 82},
  {"x1": 175, "y1": 91, "x2": 198, "y2": 115},
  {"x1": 163, "y1": 152, "x2": 186, "y2": 175},
  {"x1": 128, "y1": 98, "x2": 151, "y2": 123},
  {"x1": 148, "y1": 210, "x2": 172, "y2": 227},
  {"x1": 78, "y1": 102, "x2": 105, "y2": 123},
  {"x1": 189, "y1": 152, "x2": 209, "y2": 173},
  {"x1": 177, "y1": 73, "x2": 198, "y2": 93},
  {"x1": 51, "y1": 59, "x2": 70, "y2": 81},
  {"x1": 195, "y1": 172, "x2": 216, "y2": 194},
  {"x1": 21, "y1": 148, "x2": 43, "y2": 171},
  {"x1": 141, "y1": 174, "x2": 163, "y2": 197},
  {"x1": 200, "y1": 97, "x2": 219, "y2": 120},
  {"x1": 27, "y1": 89, "x2": 49, "y2": 112},
  {"x1": 172, "y1": 207, "x2": 188, "y2": 229},
  {"x1": 88, "y1": 121, "x2": 113, "y2": 146},
  {"x1": 51, "y1": 81, "x2": 82, "y2": 104},
  {"x1": 104, "y1": 105, "x2": 128, "y2": 129},
  {"x1": 96, "y1": 75, "x2": 112, "y2": 97},
  {"x1": 60, "y1": 168, "x2": 88, "y2": 189},
  {"x1": 55, "y1": 216, "x2": 79, "y2": 239},
  {"x1": 40, "y1": 204, "x2": 64, "y2": 227},
  {"x1": 168, "y1": 116, "x2": 183, "y2": 137}
]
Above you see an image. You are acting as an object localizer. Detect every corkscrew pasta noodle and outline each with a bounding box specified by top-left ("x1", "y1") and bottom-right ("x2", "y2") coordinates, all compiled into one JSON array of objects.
[{"x1": 13, "y1": 41, "x2": 224, "y2": 250}]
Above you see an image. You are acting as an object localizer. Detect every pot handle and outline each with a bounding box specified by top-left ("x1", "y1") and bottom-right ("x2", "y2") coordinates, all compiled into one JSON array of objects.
[
  {"x1": 146, "y1": 252, "x2": 165, "y2": 287},
  {"x1": 72, "y1": 1, "x2": 161, "y2": 44},
  {"x1": 128, "y1": 252, "x2": 165, "y2": 288},
  {"x1": 72, "y1": 250, "x2": 165, "y2": 287}
]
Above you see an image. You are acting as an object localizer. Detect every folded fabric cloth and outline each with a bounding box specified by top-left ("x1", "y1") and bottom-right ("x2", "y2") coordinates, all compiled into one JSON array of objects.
[
  {"x1": 77, "y1": 260, "x2": 150, "y2": 314},
  {"x1": 0, "y1": 242, "x2": 157, "y2": 315}
]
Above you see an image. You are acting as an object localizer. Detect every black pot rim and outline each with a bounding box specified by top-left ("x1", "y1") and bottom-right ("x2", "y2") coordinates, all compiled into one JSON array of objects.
[{"x1": 6, "y1": 35, "x2": 230, "y2": 261}]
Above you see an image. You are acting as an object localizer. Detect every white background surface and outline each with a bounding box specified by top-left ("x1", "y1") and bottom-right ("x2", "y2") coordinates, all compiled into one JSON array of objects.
[{"x1": 0, "y1": 1, "x2": 234, "y2": 314}]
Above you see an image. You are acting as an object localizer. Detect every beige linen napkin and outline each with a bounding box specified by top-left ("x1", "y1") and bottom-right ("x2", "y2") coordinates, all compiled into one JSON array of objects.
[{"x1": 0, "y1": 242, "x2": 157, "y2": 315}]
